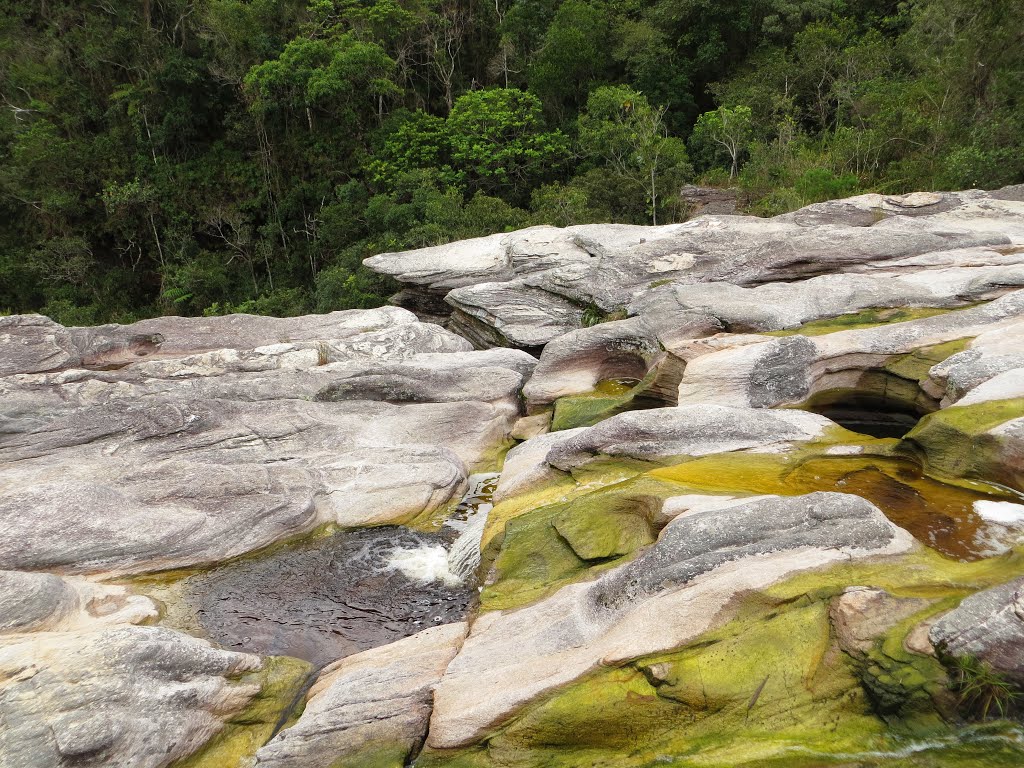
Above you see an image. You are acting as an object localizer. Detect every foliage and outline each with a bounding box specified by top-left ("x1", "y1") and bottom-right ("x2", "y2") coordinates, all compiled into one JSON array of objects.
[
  {"x1": 949, "y1": 655, "x2": 1022, "y2": 721},
  {"x1": 0, "y1": 0, "x2": 1021, "y2": 323}
]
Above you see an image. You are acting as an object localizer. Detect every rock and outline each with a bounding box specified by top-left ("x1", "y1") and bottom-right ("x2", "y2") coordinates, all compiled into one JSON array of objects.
[
  {"x1": 427, "y1": 492, "x2": 913, "y2": 748},
  {"x1": 544, "y1": 404, "x2": 833, "y2": 471},
  {"x1": 0, "y1": 307, "x2": 436, "y2": 375},
  {"x1": 680, "y1": 184, "x2": 739, "y2": 216},
  {"x1": 366, "y1": 189, "x2": 1024, "y2": 348},
  {"x1": 0, "y1": 571, "x2": 156, "y2": 633},
  {"x1": 0, "y1": 625, "x2": 264, "y2": 768},
  {"x1": 493, "y1": 427, "x2": 587, "y2": 502},
  {"x1": 255, "y1": 622, "x2": 467, "y2": 768},
  {"x1": 0, "y1": 312, "x2": 527, "y2": 575},
  {"x1": 830, "y1": 587, "x2": 934, "y2": 656},
  {"x1": 676, "y1": 290, "x2": 1024, "y2": 409},
  {"x1": 930, "y1": 576, "x2": 1024, "y2": 685}
]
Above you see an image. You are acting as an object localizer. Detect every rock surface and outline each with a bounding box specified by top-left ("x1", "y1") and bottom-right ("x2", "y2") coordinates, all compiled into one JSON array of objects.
[
  {"x1": 0, "y1": 312, "x2": 530, "y2": 575},
  {"x1": 930, "y1": 576, "x2": 1024, "y2": 685},
  {"x1": 7, "y1": 186, "x2": 1024, "y2": 768},
  {"x1": 254, "y1": 623, "x2": 467, "y2": 768}
]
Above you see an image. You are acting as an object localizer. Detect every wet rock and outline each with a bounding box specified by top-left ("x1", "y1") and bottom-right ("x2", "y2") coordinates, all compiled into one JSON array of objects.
[
  {"x1": 830, "y1": 587, "x2": 934, "y2": 656},
  {"x1": 180, "y1": 527, "x2": 475, "y2": 665},
  {"x1": 930, "y1": 576, "x2": 1024, "y2": 685},
  {"x1": 255, "y1": 622, "x2": 467, "y2": 768},
  {"x1": 427, "y1": 492, "x2": 913, "y2": 748}
]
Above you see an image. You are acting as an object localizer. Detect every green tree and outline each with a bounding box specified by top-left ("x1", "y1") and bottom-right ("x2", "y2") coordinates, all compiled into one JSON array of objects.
[
  {"x1": 690, "y1": 105, "x2": 754, "y2": 178},
  {"x1": 446, "y1": 89, "x2": 569, "y2": 202},
  {"x1": 579, "y1": 86, "x2": 691, "y2": 224}
]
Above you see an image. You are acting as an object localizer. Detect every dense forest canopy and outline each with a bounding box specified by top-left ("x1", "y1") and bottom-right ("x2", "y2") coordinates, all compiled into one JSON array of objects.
[{"x1": 1, "y1": 0, "x2": 1021, "y2": 324}]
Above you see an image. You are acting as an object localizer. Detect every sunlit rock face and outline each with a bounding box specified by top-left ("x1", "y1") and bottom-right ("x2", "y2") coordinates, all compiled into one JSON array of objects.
[{"x1": 7, "y1": 188, "x2": 1024, "y2": 768}]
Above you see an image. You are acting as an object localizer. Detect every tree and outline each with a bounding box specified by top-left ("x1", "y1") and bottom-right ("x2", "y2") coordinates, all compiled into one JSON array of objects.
[
  {"x1": 690, "y1": 105, "x2": 754, "y2": 178},
  {"x1": 578, "y1": 86, "x2": 691, "y2": 224},
  {"x1": 446, "y1": 89, "x2": 569, "y2": 202}
]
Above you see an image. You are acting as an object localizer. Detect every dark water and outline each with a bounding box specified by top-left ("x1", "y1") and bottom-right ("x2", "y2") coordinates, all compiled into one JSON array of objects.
[{"x1": 182, "y1": 527, "x2": 474, "y2": 665}]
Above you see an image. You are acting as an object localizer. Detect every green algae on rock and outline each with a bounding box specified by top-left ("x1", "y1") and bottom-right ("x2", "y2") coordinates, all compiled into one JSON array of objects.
[
  {"x1": 902, "y1": 398, "x2": 1024, "y2": 493},
  {"x1": 170, "y1": 656, "x2": 313, "y2": 768}
]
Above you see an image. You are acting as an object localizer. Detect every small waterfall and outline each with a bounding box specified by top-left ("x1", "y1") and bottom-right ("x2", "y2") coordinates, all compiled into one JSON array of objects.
[
  {"x1": 445, "y1": 473, "x2": 498, "y2": 583},
  {"x1": 446, "y1": 509, "x2": 489, "y2": 582},
  {"x1": 385, "y1": 473, "x2": 499, "y2": 586}
]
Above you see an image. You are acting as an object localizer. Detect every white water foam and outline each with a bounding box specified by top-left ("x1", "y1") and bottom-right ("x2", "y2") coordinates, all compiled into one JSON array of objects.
[
  {"x1": 386, "y1": 472, "x2": 500, "y2": 587},
  {"x1": 387, "y1": 544, "x2": 462, "y2": 587}
]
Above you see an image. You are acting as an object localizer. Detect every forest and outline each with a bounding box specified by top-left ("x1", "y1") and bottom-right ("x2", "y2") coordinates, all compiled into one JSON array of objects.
[{"x1": 1, "y1": 0, "x2": 1021, "y2": 324}]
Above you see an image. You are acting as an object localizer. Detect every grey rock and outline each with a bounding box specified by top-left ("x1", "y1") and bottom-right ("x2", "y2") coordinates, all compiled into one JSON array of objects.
[
  {"x1": 255, "y1": 622, "x2": 467, "y2": 768},
  {"x1": 544, "y1": 404, "x2": 833, "y2": 471},
  {"x1": 0, "y1": 625, "x2": 262, "y2": 768},
  {"x1": 930, "y1": 576, "x2": 1024, "y2": 685},
  {"x1": 0, "y1": 311, "x2": 526, "y2": 575},
  {"x1": 591, "y1": 493, "x2": 898, "y2": 613}
]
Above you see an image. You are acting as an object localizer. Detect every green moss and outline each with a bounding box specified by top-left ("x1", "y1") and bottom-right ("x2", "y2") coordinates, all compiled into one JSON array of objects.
[
  {"x1": 902, "y1": 399, "x2": 1024, "y2": 493},
  {"x1": 481, "y1": 475, "x2": 671, "y2": 611},
  {"x1": 329, "y1": 741, "x2": 410, "y2": 768},
  {"x1": 763, "y1": 307, "x2": 959, "y2": 337},
  {"x1": 172, "y1": 656, "x2": 313, "y2": 768},
  {"x1": 425, "y1": 545, "x2": 1024, "y2": 768},
  {"x1": 551, "y1": 370, "x2": 660, "y2": 432},
  {"x1": 883, "y1": 338, "x2": 972, "y2": 384}
]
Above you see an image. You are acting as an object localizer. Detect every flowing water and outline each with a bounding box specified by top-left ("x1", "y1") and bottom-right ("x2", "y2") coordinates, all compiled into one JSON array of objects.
[{"x1": 181, "y1": 473, "x2": 499, "y2": 665}]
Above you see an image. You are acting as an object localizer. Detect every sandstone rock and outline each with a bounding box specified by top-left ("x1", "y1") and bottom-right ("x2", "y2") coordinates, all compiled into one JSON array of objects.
[
  {"x1": 544, "y1": 404, "x2": 833, "y2": 471},
  {"x1": 0, "y1": 312, "x2": 527, "y2": 575},
  {"x1": 255, "y1": 622, "x2": 467, "y2": 768},
  {"x1": 830, "y1": 587, "x2": 934, "y2": 656},
  {"x1": 0, "y1": 625, "x2": 263, "y2": 768},
  {"x1": 366, "y1": 189, "x2": 1024, "y2": 350},
  {"x1": 427, "y1": 492, "x2": 913, "y2": 748},
  {"x1": 930, "y1": 576, "x2": 1024, "y2": 685},
  {"x1": 676, "y1": 290, "x2": 1024, "y2": 409},
  {"x1": 0, "y1": 571, "x2": 156, "y2": 633}
]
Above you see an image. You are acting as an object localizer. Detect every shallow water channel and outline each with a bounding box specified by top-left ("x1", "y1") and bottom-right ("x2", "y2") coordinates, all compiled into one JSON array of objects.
[{"x1": 178, "y1": 474, "x2": 498, "y2": 666}]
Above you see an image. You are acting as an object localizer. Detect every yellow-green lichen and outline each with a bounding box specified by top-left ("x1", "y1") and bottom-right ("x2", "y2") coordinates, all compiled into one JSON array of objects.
[
  {"x1": 171, "y1": 655, "x2": 313, "y2": 768},
  {"x1": 551, "y1": 371, "x2": 660, "y2": 432},
  {"x1": 902, "y1": 398, "x2": 1024, "y2": 493},
  {"x1": 762, "y1": 306, "x2": 961, "y2": 337}
]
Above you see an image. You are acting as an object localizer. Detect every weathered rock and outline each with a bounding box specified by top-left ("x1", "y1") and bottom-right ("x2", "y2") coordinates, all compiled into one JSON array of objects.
[
  {"x1": 0, "y1": 306, "x2": 435, "y2": 375},
  {"x1": 676, "y1": 290, "x2": 1024, "y2": 409},
  {"x1": 680, "y1": 184, "x2": 739, "y2": 216},
  {"x1": 0, "y1": 571, "x2": 156, "y2": 633},
  {"x1": 930, "y1": 576, "x2": 1024, "y2": 685},
  {"x1": 367, "y1": 189, "x2": 1024, "y2": 348},
  {"x1": 427, "y1": 492, "x2": 913, "y2": 748},
  {"x1": 830, "y1": 587, "x2": 934, "y2": 656},
  {"x1": 0, "y1": 625, "x2": 264, "y2": 768},
  {"x1": 255, "y1": 622, "x2": 467, "y2": 768},
  {"x1": 544, "y1": 404, "x2": 833, "y2": 471},
  {"x1": 0, "y1": 312, "x2": 527, "y2": 575}
]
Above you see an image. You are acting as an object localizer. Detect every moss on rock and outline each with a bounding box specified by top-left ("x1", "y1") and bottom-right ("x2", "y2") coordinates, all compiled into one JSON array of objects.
[{"x1": 171, "y1": 655, "x2": 313, "y2": 768}]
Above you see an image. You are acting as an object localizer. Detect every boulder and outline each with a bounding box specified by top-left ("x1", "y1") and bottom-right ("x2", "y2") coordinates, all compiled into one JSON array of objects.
[
  {"x1": 427, "y1": 492, "x2": 913, "y2": 748},
  {"x1": 930, "y1": 576, "x2": 1024, "y2": 686},
  {"x1": 254, "y1": 622, "x2": 467, "y2": 768}
]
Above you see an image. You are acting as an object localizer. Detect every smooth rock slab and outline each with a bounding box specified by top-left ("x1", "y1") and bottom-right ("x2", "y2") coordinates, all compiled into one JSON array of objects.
[
  {"x1": 255, "y1": 622, "x2": 467, "y2": 768},
  {"x1": 0, "y1": 625, "x2": 262, "y2": 768},
  {"x1": 544, "y1": 404, "x2": 833, "y2": 471}
]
